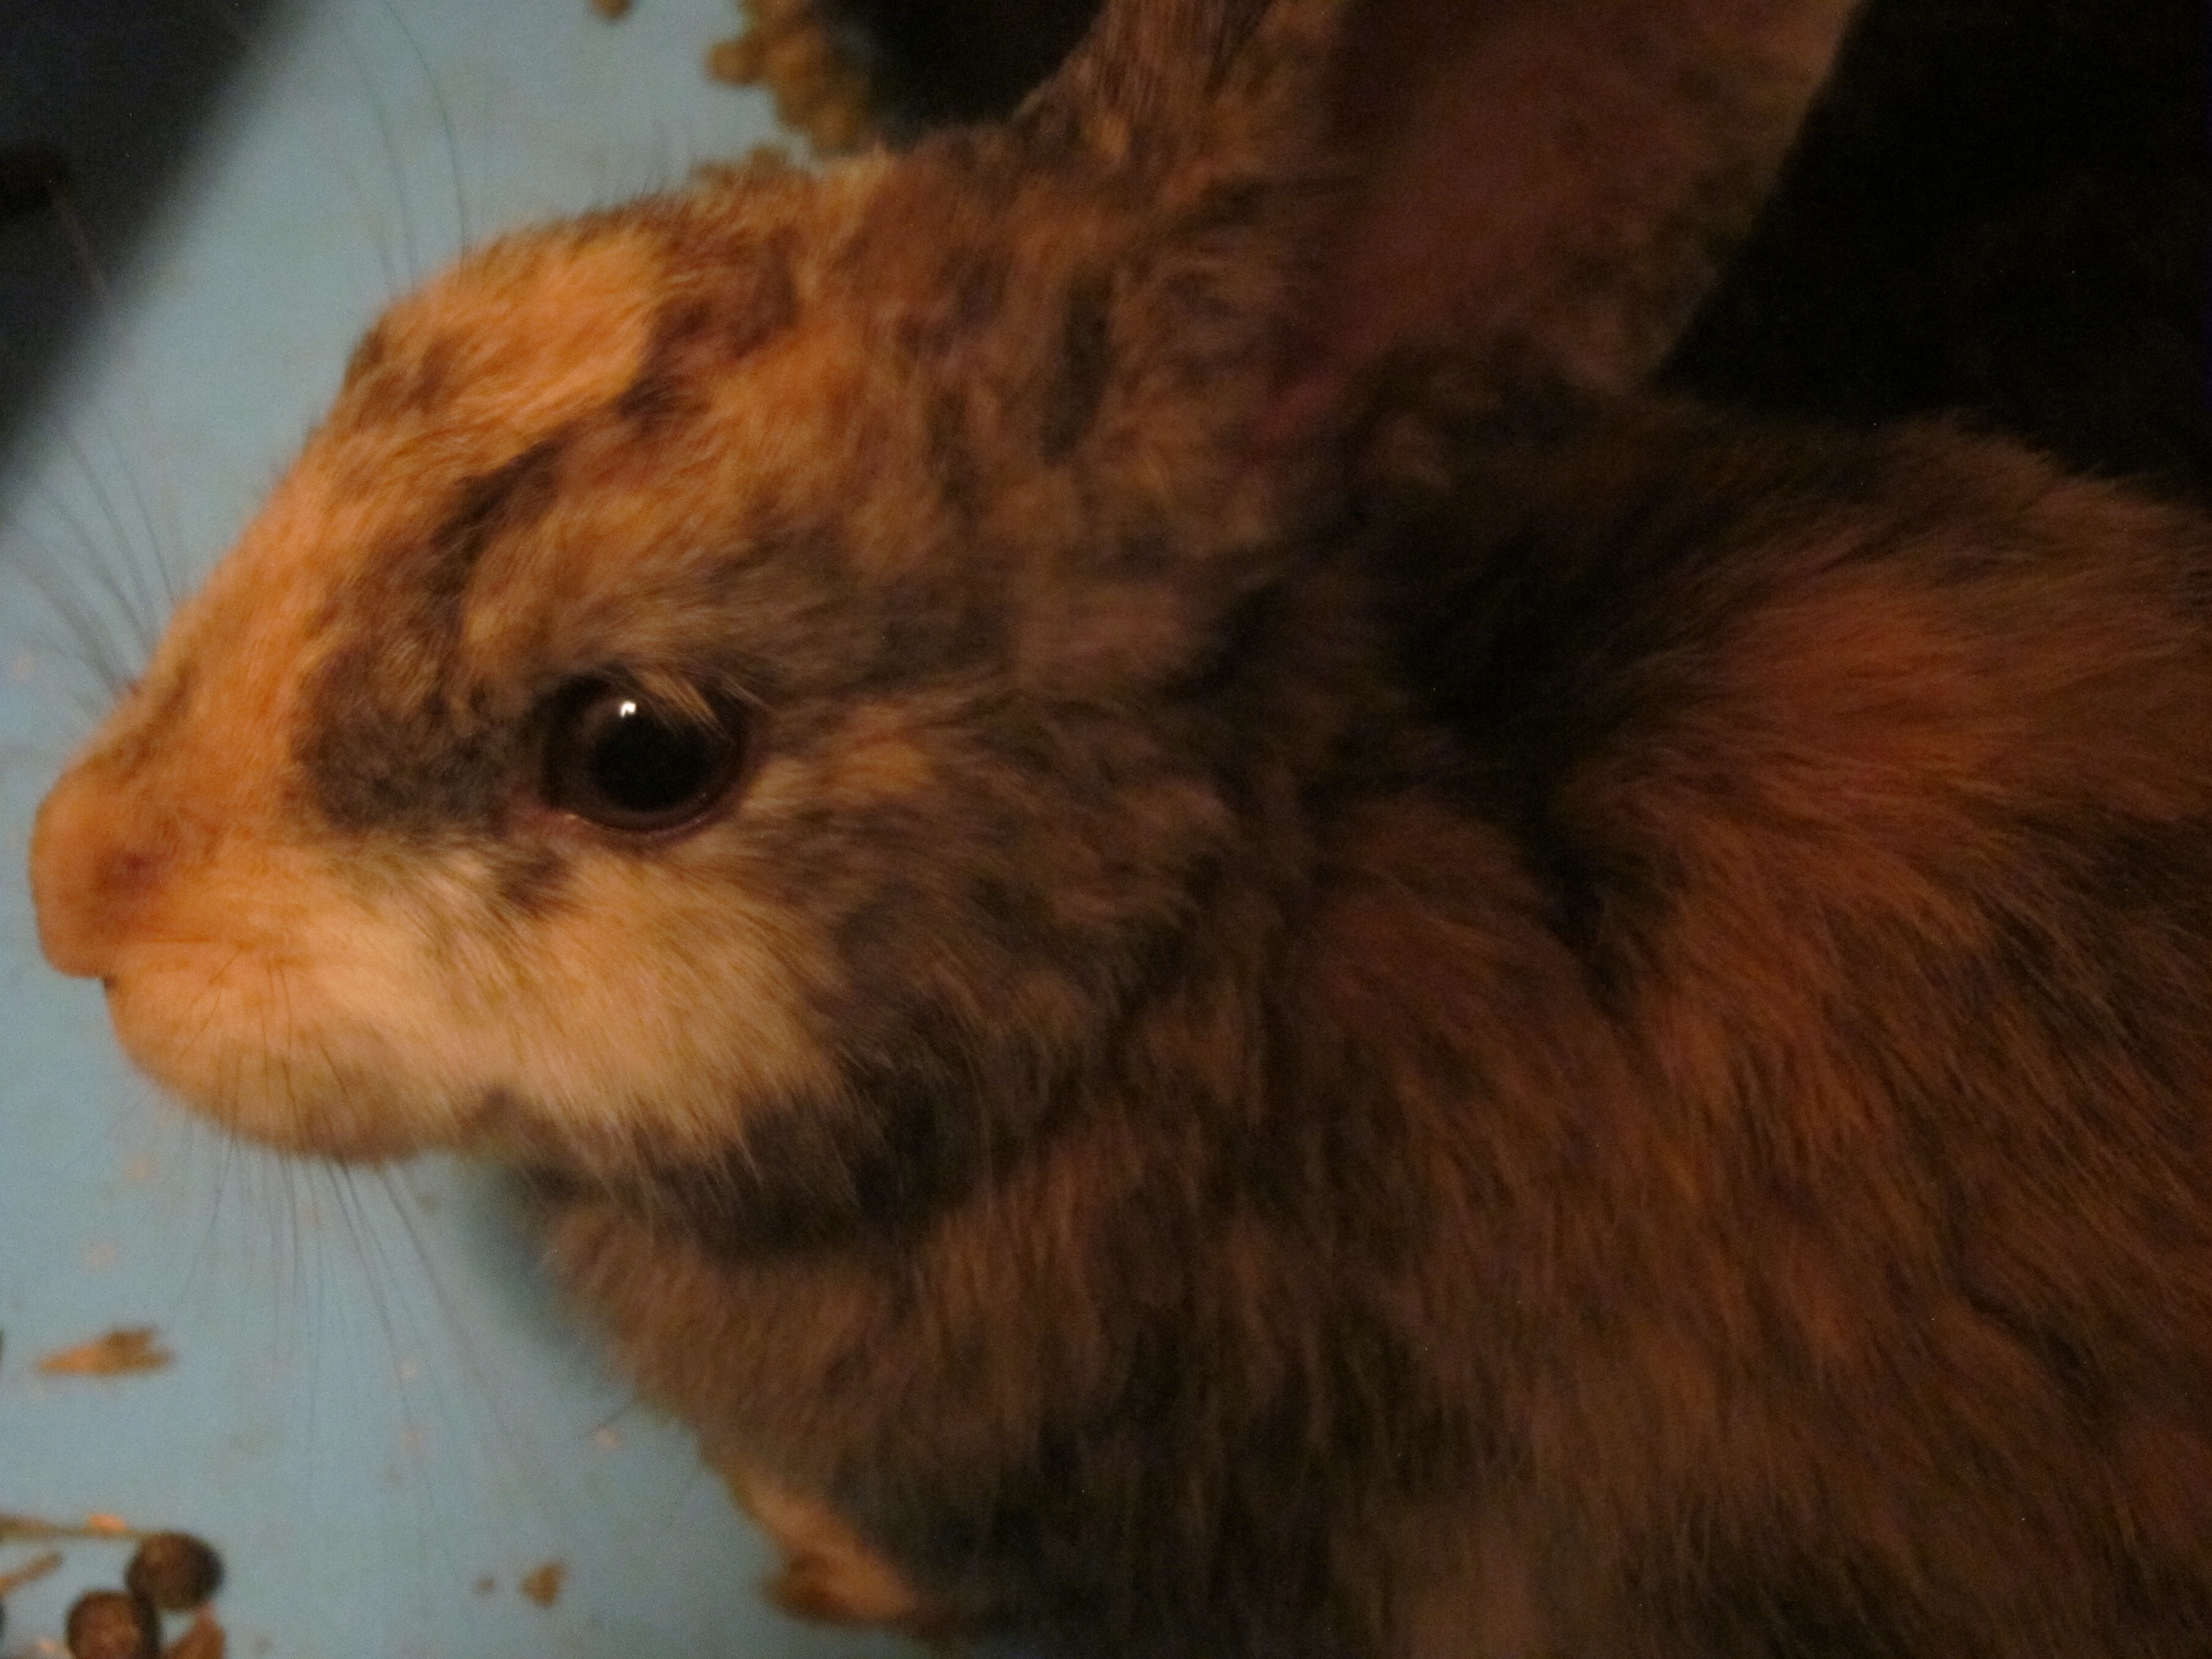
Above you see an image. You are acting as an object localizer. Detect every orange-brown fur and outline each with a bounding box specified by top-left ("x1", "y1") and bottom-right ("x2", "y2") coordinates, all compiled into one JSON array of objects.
[{"x1": 32, "y1": 0, "x2": 2212, "y2": 1654}]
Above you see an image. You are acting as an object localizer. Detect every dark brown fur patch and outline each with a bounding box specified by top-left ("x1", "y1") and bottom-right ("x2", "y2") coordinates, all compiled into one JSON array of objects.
[
  {"x1": 341, "y1": 321, "x2": 389, "y2": 389},
  {"x1": 888, "y1": 243, "x2": 1015, "y2": 363},
  {"x1": 339, "y1": 326, "x2": 458, "y2": 425},
  {"x1": 1651, "y1": 1548, "x2": 1921, "y2": 1659},
  {"x1": 927, "y1": 389, "x2": 985, "y2": 525},
  {"x1": 616, "y1": 234, "x2": 800, "y2": 433},
  {"x1": 298, "y1": 439, "x2": 569, "y2": 833},
  {"x1": 611, "y1": 358, "x2": 694, "y2": 431},
  {"x1": 300, "y1": 635, "x2": 511, "y2": 832},
  {"x1": 944, "y1": 247, "x2": 1012, "y2": 335},
  {"x1": 432, "y1": 438, "x2": 566, "y2": 586},
  {"x1": 491, "y1": 845, "x2": 572, "y2": 919},
  {"x1": 1038, "y1": 269, "x2": 1115, "y2": 458}
]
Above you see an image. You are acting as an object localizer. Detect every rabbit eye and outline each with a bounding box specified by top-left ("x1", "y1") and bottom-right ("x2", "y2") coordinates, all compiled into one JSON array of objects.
[{"x1": 541, "y1": 677, "x2": 749, "y2": 834}]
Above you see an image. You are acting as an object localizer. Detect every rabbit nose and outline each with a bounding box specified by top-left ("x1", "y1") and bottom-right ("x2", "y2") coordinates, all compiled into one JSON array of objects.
[{"x1": 29, "y1": 765, "x2": 179, "y2": 980}]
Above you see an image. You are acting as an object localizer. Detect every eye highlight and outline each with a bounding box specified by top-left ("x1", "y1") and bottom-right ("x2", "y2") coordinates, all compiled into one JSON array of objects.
[{"x1": 540, "y1": 676, "x2": 751, "y2": 834}]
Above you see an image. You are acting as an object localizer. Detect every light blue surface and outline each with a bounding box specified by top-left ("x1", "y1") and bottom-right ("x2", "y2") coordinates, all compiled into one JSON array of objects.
[{"x1": 0, "y1": 5, "x2": 911, "y2": 1655}]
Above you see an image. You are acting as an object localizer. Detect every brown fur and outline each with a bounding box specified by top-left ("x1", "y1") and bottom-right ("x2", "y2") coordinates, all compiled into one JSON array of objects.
[
  {"x1": 30, "y1": 0, "x2": 2212, "y2": 1654},
  {"x1": 534, "y1": 415, "x2": 2212, "y2": 1656}
]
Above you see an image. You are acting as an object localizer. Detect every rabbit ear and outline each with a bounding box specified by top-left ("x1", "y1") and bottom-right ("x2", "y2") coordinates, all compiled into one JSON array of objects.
[
  {"x1": 895, "y1": 0, "x2": 1861, "y2": 692},
  {"x1": 1011, "y1": 0, "x2": 1320, "y2": 173},
  {"x1": 1277, "y1": 0, "x2": 1868, "y2": 435},
  {"x1": 1021, "y1": 0, "x2": 1865, "y2": 434}
]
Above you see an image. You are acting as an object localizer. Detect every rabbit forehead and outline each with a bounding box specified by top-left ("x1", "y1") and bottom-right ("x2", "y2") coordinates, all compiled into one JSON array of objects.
[
  {"x1": 335, "y1": 226, "x2": 666, "y2": 436},
  {"x1": 326, "y1": 164, "x2": 846, "y2": 441},
  {"x1": 157, "y1": 130, "x2": 1273, "y2": 844},
  {"x1": 144, "y1": 167, "x2": 910, "y2": 817}
]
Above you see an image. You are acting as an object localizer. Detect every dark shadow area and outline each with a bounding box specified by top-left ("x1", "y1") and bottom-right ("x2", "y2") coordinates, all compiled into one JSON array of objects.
[
  {"x1": 1666, "y1": 0, "x2": 2212, "y2": 503},
  {"x1": 836, "y1": 0, "x2": 1096, "y2": 127},
  {"x1": 0, "y1": 0, "x2": 281, "y2": 456}
]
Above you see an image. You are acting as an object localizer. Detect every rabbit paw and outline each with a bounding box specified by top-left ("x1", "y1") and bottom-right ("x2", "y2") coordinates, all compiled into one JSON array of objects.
[{"x1": 722, "y1": 1459, "x2": 965, "y2": 1644}]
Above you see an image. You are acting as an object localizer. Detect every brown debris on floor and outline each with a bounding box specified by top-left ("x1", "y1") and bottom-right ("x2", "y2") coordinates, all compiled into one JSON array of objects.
[
  {"x1": 35, "y1": 1330, "x2": 172, "y2": 1379},
  {"x1": 518, "y1": 1560, "x2": 566, "y2": 1608}
]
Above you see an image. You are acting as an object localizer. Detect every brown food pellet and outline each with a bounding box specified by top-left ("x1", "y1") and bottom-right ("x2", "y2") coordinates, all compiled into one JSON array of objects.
[
  {"x1": 518, "y1": 1560, "x2": 566, "y2": 1607},
  {"x1": 126, "y1": 1532, "x2": 224, "y2": 1612},
  {"x1": 65, "y1": 1590, "x2": 159, "y2": 1659},
  {"x1": 164, "y1": 1610, "x2": 227, "y2": 1659},
  {"x1": 589, "y1": 0, "x2": 631, "y2": 18}
]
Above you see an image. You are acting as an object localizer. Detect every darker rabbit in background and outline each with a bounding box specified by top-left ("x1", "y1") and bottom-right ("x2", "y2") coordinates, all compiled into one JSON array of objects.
[{"x1": 27, "y1": 0, "x2": 2212, "y2": 1654}]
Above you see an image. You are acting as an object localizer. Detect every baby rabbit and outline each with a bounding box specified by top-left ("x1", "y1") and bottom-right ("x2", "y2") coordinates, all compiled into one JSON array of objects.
[{"x1": 30, "y1": 0, "x2": 2212, "y2": 1653}]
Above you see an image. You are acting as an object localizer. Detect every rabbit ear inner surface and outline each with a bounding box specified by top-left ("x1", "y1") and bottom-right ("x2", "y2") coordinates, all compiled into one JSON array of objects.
[
  {"x1": 1272, "y1": 0, "x2": 1867, "y2": 439},
  {"x1": 1033, "y1": 0, "x2": 1865, "y2": 441}
]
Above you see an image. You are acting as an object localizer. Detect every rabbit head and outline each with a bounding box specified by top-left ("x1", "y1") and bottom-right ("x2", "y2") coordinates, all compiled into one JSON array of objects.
[{"x1": 30, "y1": 0, "x2": 1860, "y2": 1236}]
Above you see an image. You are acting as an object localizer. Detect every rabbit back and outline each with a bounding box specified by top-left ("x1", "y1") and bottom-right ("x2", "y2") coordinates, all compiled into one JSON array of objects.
[{"x1": 1385, "y1": 403, "x2": 2212, "y2": 1652}]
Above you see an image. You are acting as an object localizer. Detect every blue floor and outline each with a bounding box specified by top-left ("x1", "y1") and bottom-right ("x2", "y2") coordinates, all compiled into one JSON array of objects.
[{"x1": 0, "y1": 4, "x2": 915, "y2": 1655}]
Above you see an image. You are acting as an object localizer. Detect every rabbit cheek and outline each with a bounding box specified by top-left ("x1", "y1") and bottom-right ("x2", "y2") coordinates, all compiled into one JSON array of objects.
[{"x1": 407, "y1": 855, "x2": 843, "y2": 1178}]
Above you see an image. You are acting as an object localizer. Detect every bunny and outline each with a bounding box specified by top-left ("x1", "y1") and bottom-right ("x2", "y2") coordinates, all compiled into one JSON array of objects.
[{"x1": 28, "y1": 0, "x2": 2212, "y2": 1652}]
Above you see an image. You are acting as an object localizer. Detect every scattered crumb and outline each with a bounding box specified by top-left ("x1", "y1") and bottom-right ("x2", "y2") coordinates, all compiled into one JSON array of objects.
[
  {"x1": 0, "y1": 1512, "x2": 144, "y2": 1544},
  {"x1": 0, "y1": 1549, "x2": 63, "y2": 1595},
  {"x1": 518, "y1": 1560, "x2": 566, "y2": 1607},
  {"x1": 706, "y1": 0, "x2": 882, "y2": 156},
  {"x1": 163, "y1": 1611, "x2": 225, "y2": 1659},
  {"x1": 590, "y1": 1425, "x2": 623, "y2": 1452},
  {"x1": 590, "y1": 0, "x2": 632, "y2": 15},
  {"x1": 123, "y1": 1158, "x2": 155, "y2": 1184},
  {"x1": 472, "y1": 1576, "x2": 497, "y2": 1597},
  {"x1": 37, "y1": 1329, "x2": 171, "y2": 1378}
]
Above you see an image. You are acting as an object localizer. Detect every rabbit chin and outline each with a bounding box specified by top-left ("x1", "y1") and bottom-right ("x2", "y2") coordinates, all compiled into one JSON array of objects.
[
  {"x1": 99, "y1": 957, "x2": 480, "y2": 1161},
  {"x1": 94, "y1": 931, "x2": 836, "y2": 1179}
]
